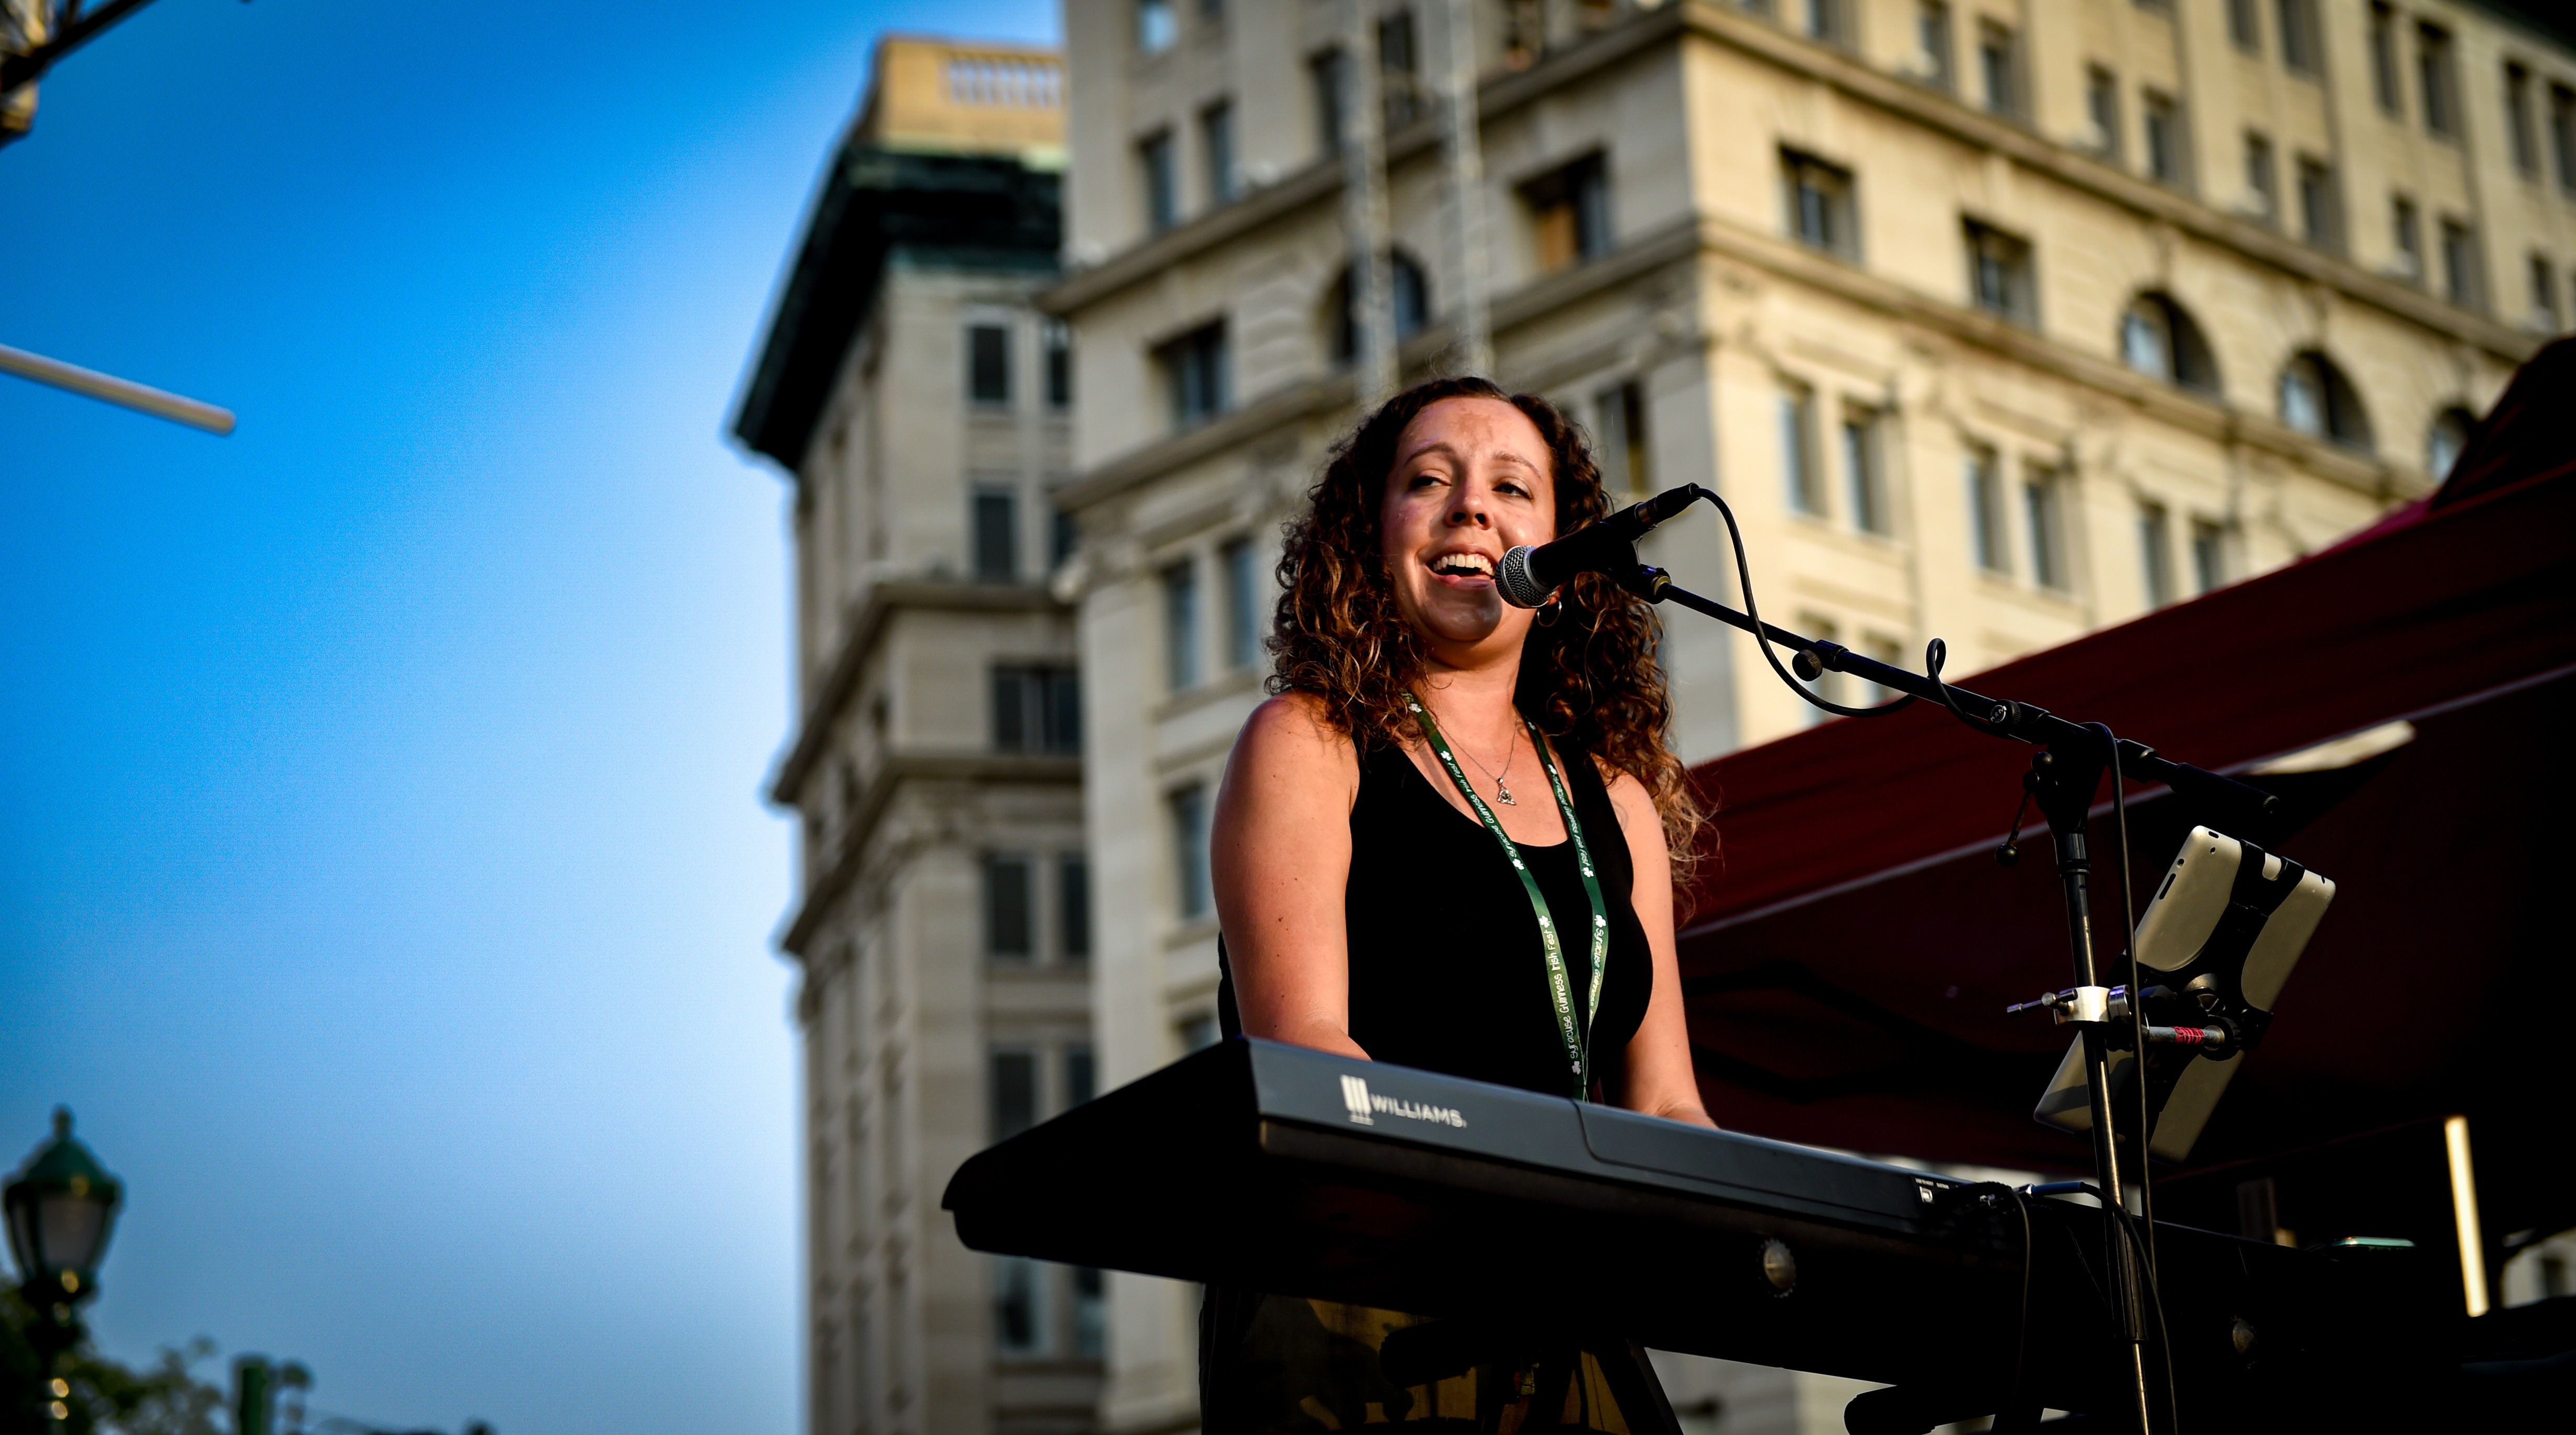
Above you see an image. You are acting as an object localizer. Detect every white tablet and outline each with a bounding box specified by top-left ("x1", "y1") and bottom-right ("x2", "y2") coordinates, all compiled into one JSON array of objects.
[{"x1": 2032, "y1": 825, "x2": 2336, "y2": 1162}]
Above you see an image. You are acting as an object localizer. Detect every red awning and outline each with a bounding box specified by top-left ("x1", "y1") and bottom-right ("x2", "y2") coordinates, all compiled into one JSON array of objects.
[{"x1": 1675, "y1": 341, "x2": 2576, "y2": 1240}]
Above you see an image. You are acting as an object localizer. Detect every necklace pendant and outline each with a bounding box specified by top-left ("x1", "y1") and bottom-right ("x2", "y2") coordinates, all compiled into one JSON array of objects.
[{"x1": 1496, "y1": 780, "x2": 1517, "y2": 806}]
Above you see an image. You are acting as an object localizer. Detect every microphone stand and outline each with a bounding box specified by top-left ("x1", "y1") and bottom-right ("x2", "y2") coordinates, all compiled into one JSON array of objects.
[{"x1": 1622, "y1": 558, "x2": 2278, "y2": 1435}]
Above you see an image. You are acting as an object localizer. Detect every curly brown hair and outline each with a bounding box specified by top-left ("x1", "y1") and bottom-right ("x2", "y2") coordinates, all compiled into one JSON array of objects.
[{"x1": 1268, "y1": 376, "x2": 1710, "y2": 892}]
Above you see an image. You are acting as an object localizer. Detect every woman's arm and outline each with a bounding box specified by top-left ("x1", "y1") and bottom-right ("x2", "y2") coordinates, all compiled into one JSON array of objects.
[
  {"x1": 1211, "y1": 694, "x2": 1369, "y2": 1060},
  {"x1": 1604, "y1": 768, "x2": 1718, "y2": 1128}
]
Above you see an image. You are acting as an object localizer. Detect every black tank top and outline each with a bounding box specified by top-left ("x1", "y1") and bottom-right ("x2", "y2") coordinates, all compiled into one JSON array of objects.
[{"x1": 1218, "y1": 732, "x2": 1653, "y2": 1099}]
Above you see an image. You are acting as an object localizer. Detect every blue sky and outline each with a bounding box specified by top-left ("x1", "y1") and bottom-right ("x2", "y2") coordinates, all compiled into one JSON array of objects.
[{"x1": 1, "y1": 2, "x2": 1052, "y2": 1431}]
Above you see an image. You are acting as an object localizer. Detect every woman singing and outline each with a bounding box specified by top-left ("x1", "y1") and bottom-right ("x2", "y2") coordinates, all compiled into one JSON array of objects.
[{"x1": 1203, "y1": 376, "x2": 1714, "y2": 1431}]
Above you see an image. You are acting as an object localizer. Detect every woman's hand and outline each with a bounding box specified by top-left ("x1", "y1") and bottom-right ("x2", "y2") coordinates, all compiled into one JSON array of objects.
[
  {"x1": 1211, "y1": 694, "x2": 1370, "y2": 1061},
  {"x1": 1605, "y1": 766, "x2": 1719, "y2": 1129}
]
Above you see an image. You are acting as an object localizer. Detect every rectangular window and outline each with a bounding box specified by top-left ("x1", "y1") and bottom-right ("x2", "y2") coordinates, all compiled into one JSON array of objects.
[
  {"x1": 1978, "y1": 21, "x2": 2019, "y2": 118},
  {"x1": 991, "y1": 665, "x2": 1082, "y2": 753},
  {"x1": 1310, "y1": 49, "x2": 1346, "y2": 157},
  {"x1": 1918, "y1": 2, "x2": 1954, "y2": 90},
  {"x1": 1966, "y1": 219, "x2": 2036, "y2": 326},
  {"x1": 1222, "y1": 536, "x2": 1261, "y2": 671},
  {"x1": 1525, "y1": 153, "x2": 1613, "y2": 271},
  {"x1": 1170, "y1": 782, "x2": 1211, "y2": 920},
  {"x1": 1162, "y1": 558, "x2": 1200, "y2": 690},
  {"x1": 1059, "y1": 853, "x2": 1091, "y2": 961},
  {"x1": 1065, "y1": 1043, "x2": 1096, "y2": 1107},
  {"x1": 992, "y1": 665, "x2": 1027, "y2": 750},
  {"x1": 1051, "y1": 506, "x2": 1078, "y2": 567},
  {"x1": 1968, "y1": 445, "x2": 2007, "y2": 573},
  {"x1": 2418, "y1": 24, "x2": 2455, "y2": 138},
  {"x1": 2532, "y1": 254, "x2": 2561, "y2": 331},
  {"x1": 1782, "y1": 383, "x2": 1823, "y2": 516},
  {"x1": 1042, "y1": 319, "x2": 1073, "y2": 408},
  {"x1": 2274, "y1": 0, "x2": 2315, "y2": 75},
  {"x1": 984, "y1": 853, "x2": 1034, "y2": 960},
  {"x1": 973, "y1": 487, "x2": 1019, "y2": 581},
  {"x1": 991, "y1": 1048, "x2": 1039, "y2": 1140},
  {"x1": 2144, "y1": 92, "x2": 2183, "y2": 186},
  {"x1": 2440, "y1": 219, "x2": 2480, "y2": 308},
  {"x1": 2190, "y1": 518, "x2": 2226, "y2": 593},
  {"x1": 969, "y1": 324, "x2": 1011, "y2": 405},
  {"x1": 2393, "y1": 194, "x2": 2422, "y2": 282},
  {"x1": 2296, "y1": 157, "x2": 2338, "y2": 251},
  {"x1": 2369, "y1": 3, "x2": 2401, "y2": 114},
  {"x1": 2245, "y1": 132, "x2": 2277, "y2": 224},
  {"x1": 1594, "y1": 381, "x2": 1650, "y2": 497},
  {"x1": 994, "y1": 1255, "x2": 1046, "y2": 1357},
  {"x1": 1160, "y1": 322, "x2": 1228, "y2": 429},
  {"x1": 1378, "y1": 9, "x2": 1422, "y2": 129},
  {"x1": 2227, "y1": 0, "x2": 2259, "y2": 53},
  {"x1": 1136, "y1": 0, "x2": 1176, "y2": 55},
  {"x1": 1074, "y1": 1266, "x2": 1106, "y2": 1359},
  {"x1": 1139, "y1": 130, "x2": 1178, "y2": 232},
  {"x1": 2506, "y1": 64, "x2": 2538, "y2": 176},
  {"x1": 1782, "y1": 149, "x2": 1857, "y2": 259},
  {"x1": 2139, "y1": 500, "x2": 2174, "y2": 607},
  {"x1": 1808, "y1": 0, "x2": 1847, "y2": 46},
  {"x1": 1200, "y1": 100, "x2": 1236, "y2": 205},
  {"x1": 1842, "y1": 410, "x2": 1887, "y2": 535},
  {"x1": 2554, "y1": 85, "x2": 2576, "y2": 194},
  {"x1": 2087, "y1": 67, "x2": 2122, "y2": 159},
  {"x1": 2024, "y1": 467, "x2": 2068, "y2": 592}
]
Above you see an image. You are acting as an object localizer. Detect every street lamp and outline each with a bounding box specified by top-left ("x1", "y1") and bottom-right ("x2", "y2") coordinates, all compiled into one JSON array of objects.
[{"x1": 6, "y1": 1105, "x2": 123, "y2": 1418}]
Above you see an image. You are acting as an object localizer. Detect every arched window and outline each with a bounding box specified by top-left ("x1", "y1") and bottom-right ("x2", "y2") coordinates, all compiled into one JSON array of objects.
[
  {"x1": 2119, "y1": 292, "x2": 2221, "y2": 395},
  {"x1": 2278, "y1": 350, "x2": 2372, "y2": 453},
  {"x1": 2425, "y1": 405, "x2": 2477, "y2": 480},
  {"x1": 1328, "y1": 251, "x2": 1430, "y2": 364}
]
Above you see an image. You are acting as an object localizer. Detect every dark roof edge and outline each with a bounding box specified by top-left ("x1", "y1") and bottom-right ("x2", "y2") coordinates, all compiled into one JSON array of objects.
[
  {"x1": 731, "y1": 147, "x2": 1062, "y2": 475},
  {"x1": 2464, "y1": 1, "x2": 2576, "y2": 54}
]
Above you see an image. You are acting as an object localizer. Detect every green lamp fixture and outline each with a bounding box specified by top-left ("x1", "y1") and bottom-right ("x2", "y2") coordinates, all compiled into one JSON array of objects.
[{"x1": 6, "y1": 1106, "x2": 123, "y2": 1313}]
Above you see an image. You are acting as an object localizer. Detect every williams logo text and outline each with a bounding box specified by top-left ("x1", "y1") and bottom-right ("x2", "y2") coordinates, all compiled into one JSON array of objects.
[{"x1": 1340, "y1": 1075, "x2": 1466, "y2": 1128}]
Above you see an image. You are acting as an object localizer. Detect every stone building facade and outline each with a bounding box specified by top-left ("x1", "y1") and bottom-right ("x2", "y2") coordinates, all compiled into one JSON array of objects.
[
  {"x1": 1041, "y1": 2, "x2": 2568, "y2": 1432},
  {"x1": 738, "y1": 36, "x2": 1101, "y2": 1435}
]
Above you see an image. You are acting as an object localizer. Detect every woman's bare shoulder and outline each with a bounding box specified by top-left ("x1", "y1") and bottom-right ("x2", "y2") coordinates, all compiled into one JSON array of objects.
[
  {"x1": 1236, "y1": 693, "x2": 1358, "y2": 774},
  {"x1": 1591, "y1": 757, "x2": 1661, "y2": 833}
]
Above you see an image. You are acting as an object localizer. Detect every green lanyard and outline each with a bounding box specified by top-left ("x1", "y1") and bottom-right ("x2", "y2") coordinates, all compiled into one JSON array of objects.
[{"x1": 1405, "y1": 692, "x2": 1611, "y2": 1101}]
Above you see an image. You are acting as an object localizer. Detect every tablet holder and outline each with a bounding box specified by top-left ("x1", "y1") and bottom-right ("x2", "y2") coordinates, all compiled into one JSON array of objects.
[{"x1": 2009, "y1": 833, "x2": 2313, "y2": 1151}]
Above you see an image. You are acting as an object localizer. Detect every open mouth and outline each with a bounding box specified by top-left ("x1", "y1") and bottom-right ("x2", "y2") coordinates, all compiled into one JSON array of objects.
[{"x1": 1428, "y1": 552, "x2": 1495, "y2": 580}]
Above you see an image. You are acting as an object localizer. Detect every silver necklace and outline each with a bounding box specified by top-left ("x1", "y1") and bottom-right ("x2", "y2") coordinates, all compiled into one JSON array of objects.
[{"x1": 1451, "y1": 718, "x2": 1521, "y2": 806}]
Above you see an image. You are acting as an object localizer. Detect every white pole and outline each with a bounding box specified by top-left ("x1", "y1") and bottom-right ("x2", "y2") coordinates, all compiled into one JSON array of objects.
[
  {"x1": 1340, "y1": 0, "x2": 1398, "y2": 408},
  {"x1": 0, "y1": 341, "x2": 236, "y2": 434},
  {"x1": 1438, "y1": 0, "x2": 1490, "y2": 378}
]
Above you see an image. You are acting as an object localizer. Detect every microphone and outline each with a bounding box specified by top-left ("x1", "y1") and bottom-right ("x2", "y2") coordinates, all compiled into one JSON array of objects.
[{"x1": 1497, "y1": 483, "x2": 1706, "y2": 608}]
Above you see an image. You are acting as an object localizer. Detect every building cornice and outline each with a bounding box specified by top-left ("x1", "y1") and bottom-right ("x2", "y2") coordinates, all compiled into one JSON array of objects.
[
  {"x1": 1042, "y1": 158, "x2": 1347, "y2": 316},
  {"x1": 1056, "y1": 371, "x2": 1356, "y2": 513},
  {"x1": 734, "y1": 149, "x2": 1061, "y2": 473},
  {"x1": 1670, "y1": 1, "x2": 2534, "y2": 363},
  {"x1": 1056, "y1": 209, "x2": 2416, "y2": 520},
  {"x1": 1056, "y1": 221, "x2": 1697, "y2": 516},
  {"x1": 1039, "y1": 5, "x2": 1686, "y2": 318},
  {"x1": 770, "y1": 580, "x2": 1065, "y2": 806},
  {"x1": 1688, "y1": 214, "x2": 2409, "y2": 494},
  {"x1": 1042, "y1": 1, "x2": 2533, "y2": 367},
  {"x1": 778, "y1": 751, "x2": 1085, "y2": 957}
]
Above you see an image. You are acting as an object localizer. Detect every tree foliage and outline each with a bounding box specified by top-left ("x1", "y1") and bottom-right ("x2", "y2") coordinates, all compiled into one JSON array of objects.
[{"x1": 3, "y1": 1289, "x2": 230, "y2": 1435}]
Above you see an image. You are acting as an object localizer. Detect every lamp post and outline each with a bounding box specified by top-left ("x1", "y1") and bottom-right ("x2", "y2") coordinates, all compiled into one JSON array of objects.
[{"x1": 6, "y1": 1107, "x2": 123, "y2": 1429}]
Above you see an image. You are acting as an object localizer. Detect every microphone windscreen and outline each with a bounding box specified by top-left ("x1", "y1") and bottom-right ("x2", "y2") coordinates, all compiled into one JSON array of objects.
[{"x1": 1497, "y1": 546, "x2": 1551, "y2": 609}]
